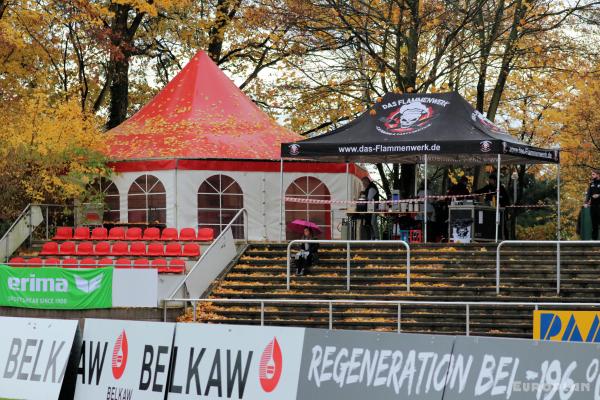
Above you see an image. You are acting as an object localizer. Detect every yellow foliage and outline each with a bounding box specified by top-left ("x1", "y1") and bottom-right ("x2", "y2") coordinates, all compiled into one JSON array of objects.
[{"x1": 0, "y1": 94, "x2": 110, "y2": 219}]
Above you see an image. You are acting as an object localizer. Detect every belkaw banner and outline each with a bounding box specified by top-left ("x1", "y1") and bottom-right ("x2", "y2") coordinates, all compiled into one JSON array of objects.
[{"x1": 0, "y1": 265, "x2": 112, "y2": 309}]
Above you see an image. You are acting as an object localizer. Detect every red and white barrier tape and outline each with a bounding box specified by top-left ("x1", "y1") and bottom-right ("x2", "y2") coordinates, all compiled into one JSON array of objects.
[{"x1": 285, "y1": 192, "x2": 495, "y2": 205}]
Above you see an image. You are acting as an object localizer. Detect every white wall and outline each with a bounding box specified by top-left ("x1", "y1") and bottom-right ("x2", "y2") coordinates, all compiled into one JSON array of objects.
[{"x1": 110, "y1": 168, "x2": 362, "y2": 241}]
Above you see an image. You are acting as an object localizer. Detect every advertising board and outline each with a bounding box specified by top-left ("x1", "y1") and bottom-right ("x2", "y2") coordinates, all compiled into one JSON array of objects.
[
  {"x1": 0, "y1": 265, "x2": 112, "y2": 309},
  {"x1": 74, "y1": 319, "x2": 175, "y2": 400},
  {"x1": 169, "y1": 323, "x2": 305, "y2": 399},
  {"x1": 444, "y1": 335, "x2": 600, "y2": 400},
  {"x1": 534, "y1": 310, "x2": 600, "y2": 342},
  {"x1": 296, "y1": 329, "x2": 455, "y2": 400},
  {"x1": 0, "y1": 316, "x2": 80, "y2": 400}
]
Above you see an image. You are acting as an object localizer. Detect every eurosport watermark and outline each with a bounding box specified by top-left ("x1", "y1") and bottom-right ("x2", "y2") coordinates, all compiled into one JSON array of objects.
[
  {"x1": 511, "y1": 381, "x2": 593, "y2": 395},
  {"x1": 338, "y1": 143, "x2": 441, "y2": 154}
]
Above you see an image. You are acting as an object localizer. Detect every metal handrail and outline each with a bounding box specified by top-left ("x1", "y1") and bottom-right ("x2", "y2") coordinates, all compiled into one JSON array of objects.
[
  {"x1": 286, "y1": 240, "x2": 410, "y2": 291},
  {"x1": 2, "y1": 204, "x2": 32, "y2": 262},
  {"x1": 167, "y1": 208, "x2": 248, "y2": 299},
  {"x1": 496, "y1": 240, "x2": 600, "y2": 294},
  {"x1": 164, "y1": 298, "x2": 600, "y2": 335},
  {"x1": 1, "y1": 204, "x2": 31, "y2": 243}
]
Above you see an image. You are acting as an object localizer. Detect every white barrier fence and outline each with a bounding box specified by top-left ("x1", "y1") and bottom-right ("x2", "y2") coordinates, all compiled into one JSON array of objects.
[{"x1": 5, "y1": 315, "x2": 600, "y2": 400}]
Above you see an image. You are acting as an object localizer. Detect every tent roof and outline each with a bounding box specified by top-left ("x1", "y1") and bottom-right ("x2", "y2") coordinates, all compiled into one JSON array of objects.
[
  {"x1": 106, "y1": 51, "x2": 301, "y2": 161},
  {"x1": 281, "y1": 92, "x2": 559, "y2": 165}
]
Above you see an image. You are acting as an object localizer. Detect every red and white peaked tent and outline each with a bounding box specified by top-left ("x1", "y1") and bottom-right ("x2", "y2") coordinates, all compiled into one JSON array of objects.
[{"x1": 104, "y1": 51, "x2": 366, "y2": 240}]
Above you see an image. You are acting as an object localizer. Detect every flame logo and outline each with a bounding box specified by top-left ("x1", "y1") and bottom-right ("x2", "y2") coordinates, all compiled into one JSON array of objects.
[
  {"x1": 259, "y1": 337, "x2": 282, "y2": 392},
  {"x1": 112, "y1": 330, "x2": 128, "y2": 379}
]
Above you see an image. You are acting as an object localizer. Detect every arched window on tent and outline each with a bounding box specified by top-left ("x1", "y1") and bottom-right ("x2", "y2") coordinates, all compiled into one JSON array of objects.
[
  {"x1": 128, "y1": 175, "x2": 166, "y2": 224},
  {"x1": 285, "y1": 177, "x2": 331, "y2": 239},
  {"x1": 198, "y1": 174, "x2": 244, "y2": 238},
  {"x1": 93, "y1": 178, "x2": 120, "y2": 223}
]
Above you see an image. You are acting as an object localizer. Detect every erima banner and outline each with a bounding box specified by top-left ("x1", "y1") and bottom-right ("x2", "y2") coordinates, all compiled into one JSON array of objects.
[
  {"x1": 443, "y1": 336, "x2": 600, "y2": 400},
  {"x1": 297, "y1": 329, "x2": 455, "y2": 399},
  {"x1": 534, "y1": 310, "x2": 600, "y2": 342},
  {"x1": 0, "y1": 316, "x2": 80, "y2": 400},
  {"x1": 74, "y1": 319, "x2": 175, "y2": 400},
  {"x1": 0, "y1": 265, "x2": 112, "y2": 309},
  {"x1": 169, "y1": 323, "x2": 305, "y2": 399}
]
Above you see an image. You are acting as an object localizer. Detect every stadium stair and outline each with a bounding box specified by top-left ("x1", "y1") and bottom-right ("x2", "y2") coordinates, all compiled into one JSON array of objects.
[{"x1": 180, "y1": 242, "x2": 600, "y2": 338}]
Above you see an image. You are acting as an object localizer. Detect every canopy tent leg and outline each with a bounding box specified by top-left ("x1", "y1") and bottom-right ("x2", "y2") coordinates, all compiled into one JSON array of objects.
[
  {"x1": 424, "y1": 155, "x2": 428, "y2": 243},
  {"x1": 346, "y1": 162, "x2": 350, "y2": 202},
  {"x1": 279, "y1": 158, "x2": 284, "y2": 242},
  {"x1": 346, "y1": 162, "x2": 349, "y2": 241},
  {"x1": 557, "y1": 162, "x2": 561, "y2": 284},
  {"x1": 557, "y1": 162, "x2": 561, "y2": 241},
  {"x1": 495, "y1": 154, "x2": 501, "y2": 242},
  {"x1": 414, "y1": 165, "x2": 418, "y2": 196}
]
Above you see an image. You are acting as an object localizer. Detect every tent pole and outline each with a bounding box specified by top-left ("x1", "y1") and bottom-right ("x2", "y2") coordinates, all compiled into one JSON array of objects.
[
  {"x1": 345, "y1": 162, "x2": 350, "y2": 203},
  {"x1": 424, "y1": 155, "x2": 428, "y2": 243},
  {"x1": 557, "y1": 161, "x2": 561, "y2": 240},
  {"x1": 279, "y1": 158, "x2": 284, "y2": 242},
  {"x1": 495, "y1": 154, "x2": 501, "y2": 242},
  {"x1": 174, "y1": 159, "x2": 179, "y2": 229},
  {"x1": 414, "y1": 164, "x2": 418, "y2": 196}
]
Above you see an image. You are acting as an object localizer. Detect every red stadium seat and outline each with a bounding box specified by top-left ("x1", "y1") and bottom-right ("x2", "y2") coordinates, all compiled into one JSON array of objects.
[
  {"x1": 161, "y1": 228, "x2": 178, "y2": 241},
  {"x1": 40, "y1": 241, "x2": 59, "y2": 255},
  {"x1": 108, "y1": 227, "x2": 126, "y2": 240},
  {"x1": 73, "y1": 227, "x2": 90, "y2": 240},
  {"x1": 151, "y1": 258, "x2": 168, "y2": 273},
  {"x1": 143, "y1": 227, "x2": 160, "y2": 241},
  {"x1": 129, "y1": 242, "x2": 147, "y2": 256},
  {"x1": 80, "y1": 258, "x2": 97, "y2": 269},
  {"x1": 44, "y1": 257, "x2": 61, "y2": 267},
  {"x1": 164, "y1": 243, "x2": 182, "y2": 257},
  {"x1": 91, "y1": 227, "x2": 108, "y2": 241},
  {"x1": 168, "y1": 259, "x2": 186, "y2": 274},
  {"x1": 52, "y1": 227, "x2": 72, "y2": 240},
  {"x1": 76, "y1": 241, "x2": 94, "y2": 256},
  {"x1": 197, "y1": 228, "x2": 214, "y2": 241},
  {"x1": 147, "y1": 242, "x2": 164, "y2": 256},
  {"x1": 126, "y1": 227, "x2": 143, "y2": 241},
  {"x1": 179, "y1": 228, "x2": 196, "y2": 241},
  {"x1": 182, "y1": 243, "x2": 200, "y2": 257},
  {"x1": 98, "y1": 258, "x2": 114, "y2": 267},
  {"x1": 94, "y1": 241, "x2": 111, "y2": 256},
  {"x1": 59, "y1": 241, "x2": 76, "y2": 255},
  {"x1": 111, "y1": 241, "x2": 129, "y2": 256},
  {"x1": 8, "y1": 257, "x2": 26, "y2": 267},
  {"x1": 133, "y1": 258, "x2": 150, "y2": 269},
  {"x1": 115, "y1": 258, "x2": 131, "y2": 269},
  {"x1": 62, "y1": 258, "x2": 78, "y2": 268},
  {"x1": 28, "y1": 257, "x2": 43, "y2": 267}
]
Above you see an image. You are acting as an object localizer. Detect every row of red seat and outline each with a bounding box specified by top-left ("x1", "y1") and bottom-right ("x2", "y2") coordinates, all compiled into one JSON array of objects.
[
  {"x1": 53, "y1": 226, "x2": 214, "y2": 242},
  {"x1": 40, "y1": 241, "x2": 201, "y2": 257},
  {"x1": 8, "y1": 257, "x2": 186, "y2": 273}
]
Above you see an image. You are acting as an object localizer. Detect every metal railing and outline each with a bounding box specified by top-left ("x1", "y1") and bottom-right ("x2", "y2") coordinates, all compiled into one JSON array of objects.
[
  {"x1": 167, "y1": 208, "x2": 248, "y2": 299},
  {"x1": 496, "y1": 240, "x2": 600, "y2": 294},
  {"x1": 286, "y1": 240, "x2": 410, "y2": 291},
  {"x1": 163, "y1": 298, "x2": 600, "y2": 335},
  {"x1": 1, "y1": 204, "x2": 32, "y2": 262}
]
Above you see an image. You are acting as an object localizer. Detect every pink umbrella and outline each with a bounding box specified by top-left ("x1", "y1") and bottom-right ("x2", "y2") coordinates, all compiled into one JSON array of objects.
[{"x1": 288, "y1": 219, "x2": 322, "y2": 235}]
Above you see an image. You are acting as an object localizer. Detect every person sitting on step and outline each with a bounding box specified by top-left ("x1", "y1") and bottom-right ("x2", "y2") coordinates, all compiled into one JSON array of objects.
[{"x1": 294, "y1": 227, "x2": 319, "y2": 276}]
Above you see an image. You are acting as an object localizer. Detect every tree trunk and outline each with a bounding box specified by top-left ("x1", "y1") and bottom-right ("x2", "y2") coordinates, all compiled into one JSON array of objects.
[
  {"x1": 107, "y1": 55, "x2": 130, "y2": 129},
  {"x1": 0, "y1": 0, "x2": 7, "y2": 19},
  {"x1": 207, "y1": 0, "x2": 241, "y2": 62},
  {"x1": 487, "y1": 0, "x2": 525, "y2": 121}
]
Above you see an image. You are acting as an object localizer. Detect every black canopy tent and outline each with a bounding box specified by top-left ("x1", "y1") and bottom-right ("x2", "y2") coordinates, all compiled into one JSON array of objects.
[{"x1": 280, "y1": 92, "x2": 561, "y2": 242}]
